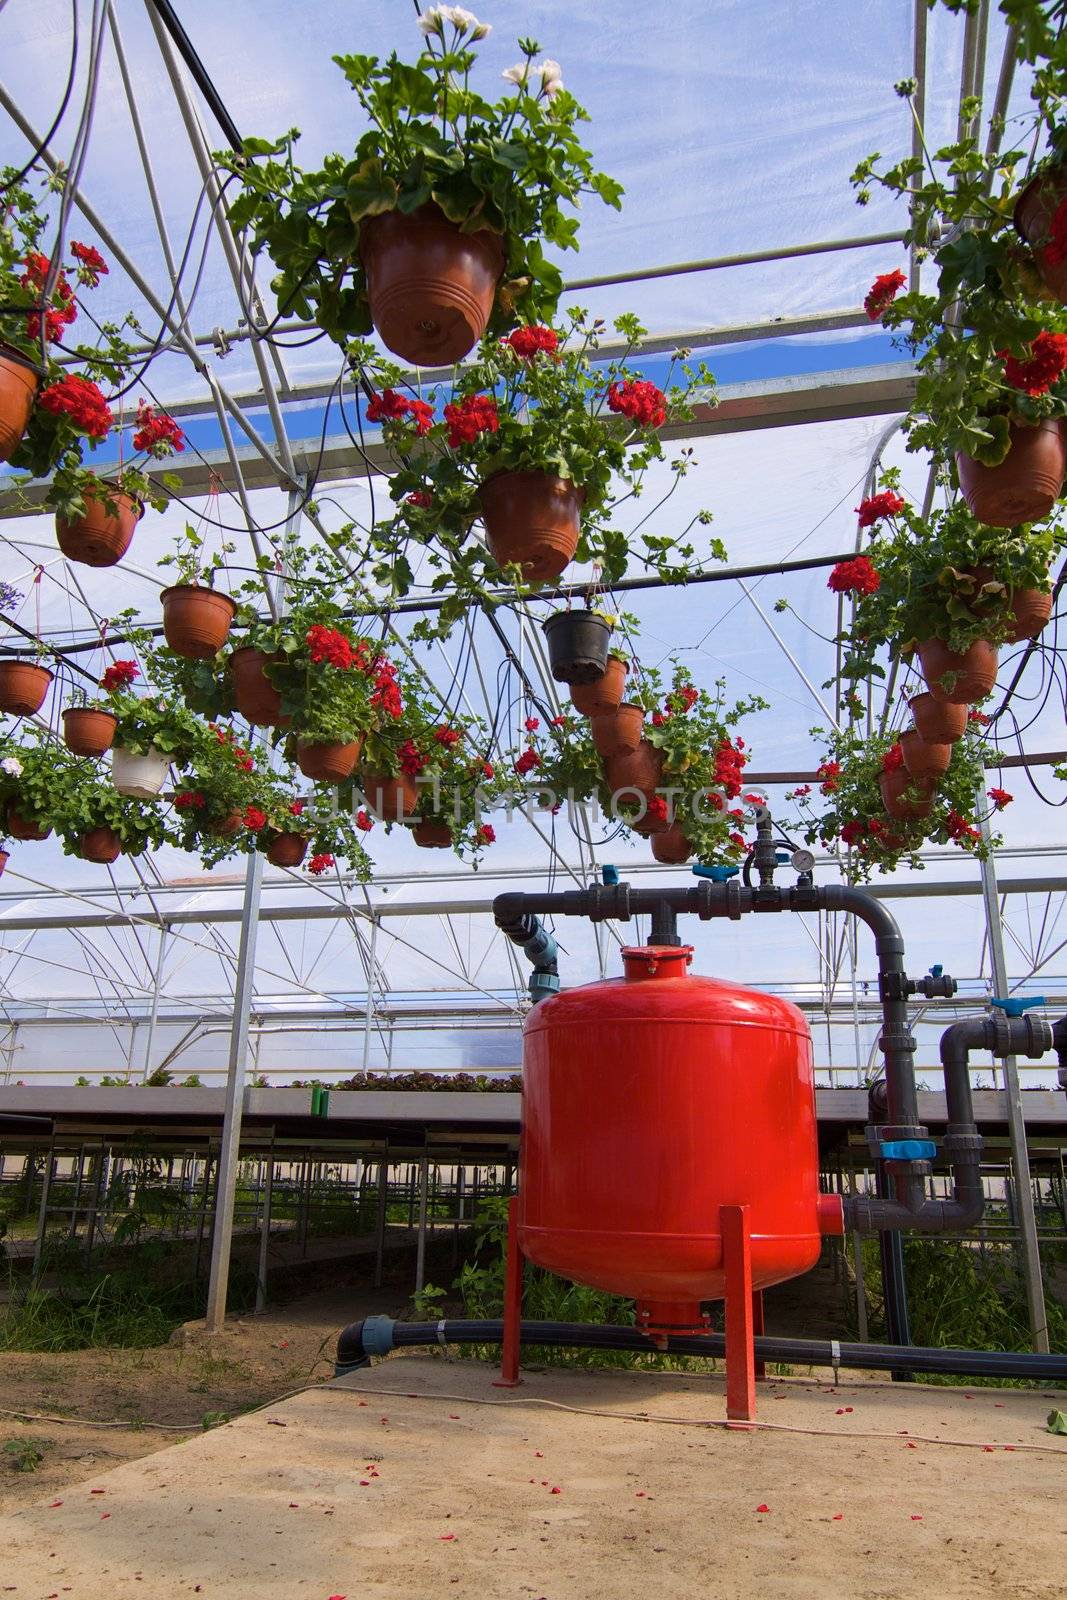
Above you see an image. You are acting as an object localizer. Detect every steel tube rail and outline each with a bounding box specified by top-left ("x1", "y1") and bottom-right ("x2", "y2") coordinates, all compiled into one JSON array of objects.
[{"x1": 561, "y1": 231, "x2": 905, "y2": 292}]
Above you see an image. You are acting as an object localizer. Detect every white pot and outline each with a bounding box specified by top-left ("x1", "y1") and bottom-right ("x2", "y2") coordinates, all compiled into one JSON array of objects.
[{"x1": 112, "y1": 745, "x2": 170, "y2": 799}]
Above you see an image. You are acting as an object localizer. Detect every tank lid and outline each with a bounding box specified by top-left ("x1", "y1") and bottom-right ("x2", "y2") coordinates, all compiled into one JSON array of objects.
[{"x1": 621, "y1": 944, "x2": 693, "y2": 981}]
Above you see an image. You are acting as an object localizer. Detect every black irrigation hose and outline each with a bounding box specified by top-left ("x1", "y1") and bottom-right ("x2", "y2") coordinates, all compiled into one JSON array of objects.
[{"x1": 335, "y1": 1316, "x2": 1067, "y2": 1382}]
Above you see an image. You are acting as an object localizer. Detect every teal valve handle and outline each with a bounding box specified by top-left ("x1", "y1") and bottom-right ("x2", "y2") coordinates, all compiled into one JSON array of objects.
[
  {"x1": 691, "y1": 864, "x2": 740, "y2": 882},
  {"x1": 990, "y1": 996, "x2": 1046, "y2": 1018}
]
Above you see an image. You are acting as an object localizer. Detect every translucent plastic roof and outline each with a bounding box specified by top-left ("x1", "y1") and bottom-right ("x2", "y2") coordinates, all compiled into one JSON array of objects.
[{"x1": 0, "y1": 1, "x2": 1064, "y2": 1085}]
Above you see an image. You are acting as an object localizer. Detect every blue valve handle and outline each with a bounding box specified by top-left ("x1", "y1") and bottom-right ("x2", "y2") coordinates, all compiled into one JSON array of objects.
[
  {"x1": 880, "y1": 1139, "x2": 937, "y2": 1162},
  {"x1": 990, "y1": 996, "x2": 1046, "y2": 1017},
  {"x1": 691, "y1": 864, "x2": 740, "y2": 882},
  {"x1": 601, "y1": 864, "x2": 620, "y2": 885}
]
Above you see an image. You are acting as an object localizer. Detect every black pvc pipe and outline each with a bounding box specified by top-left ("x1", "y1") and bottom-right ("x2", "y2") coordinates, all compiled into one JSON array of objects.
[
  {"x1": 335, "y1": 1316, "x2": 1067, "y2": 1382},
  {"x1": 147, "y1": 0, "x2": 244, "y2": 151}
]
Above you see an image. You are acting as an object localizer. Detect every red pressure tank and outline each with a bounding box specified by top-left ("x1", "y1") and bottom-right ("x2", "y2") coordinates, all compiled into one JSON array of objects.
[{"x1": 517, "y1": 944, "x2": 832, "y2": 1335}]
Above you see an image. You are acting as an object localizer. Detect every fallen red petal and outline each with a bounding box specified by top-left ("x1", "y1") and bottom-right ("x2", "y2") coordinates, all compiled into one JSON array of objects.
[
  {"x1": 49, "y1": 1501, "x2": 63, "y2": 1508},
  {"x1": 100, "y1": 1513, "x2": 110, "y2": 1520},
  {"x1": 550, "y1": 1486, "x2": 561, "y2": 1495},
  {"x1": 449, "y1": 1414, "x2": 460, "y2": 1420},
  {"x1": 911, "y1": 1514, "x2": 923, "y2": 1521},
  {"x1": 360, "y1": 1480, "x2": 370, "y2": 1487},
  {"x1": 439, "y1": 1533, "x2": 456, "y2": 1541},
  {"x1": 757, "y1": 1504, "x2": 770, "y2": 1514},
  {"x1": 534, "y1": 1451, "x2": 544, "y2": 1458},
  {"x1": 832, "y1": 1513, "x2": 843, "y2": 1521},
  {"x1": 982, "y1": 1446, "x2": 995, "y2": 1452}
]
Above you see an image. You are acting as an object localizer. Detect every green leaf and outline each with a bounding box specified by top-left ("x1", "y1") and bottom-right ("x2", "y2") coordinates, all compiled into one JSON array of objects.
[{"x1": 345, "y1": 158, "x2": 399, "y2": 222}]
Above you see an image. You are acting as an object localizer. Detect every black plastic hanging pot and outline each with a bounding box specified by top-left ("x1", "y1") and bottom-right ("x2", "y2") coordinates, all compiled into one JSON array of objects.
[{"x1": 542, "y1": 610, "x2": 612, "y2": 684}]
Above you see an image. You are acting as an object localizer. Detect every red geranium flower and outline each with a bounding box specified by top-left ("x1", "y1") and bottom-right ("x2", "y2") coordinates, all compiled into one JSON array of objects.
[
  {"x1": 367, "y1": 389, "x2": 434, "y2": 436},
  {"x1": 987, "y1": 787, "x2": 1013, "y2": 809},
  {"x1": 501, "y1": 325, "x2": 559, "y2": 360},
  {"x1": 399, "y1": 739, "x2": 425, "y2": 776},
  {"x1": 443, "y1": 394, "x2": 499, "y2": 448},
  {"x1": 244, "y1": 806, "x2": 268, "y2": 831},
  {"x1": 478, "y1": 823, "x2": 496, "y2": 844},
  {"x1": 21, "y1": 251, "x2": 76, "y2": 342},
  {"x1": 946, "y1": 808, "x2": 981, "y2": 845},
  {"x1": 70, "y1": 240, "x2": 108, "y2": 287},
  {"x1": 550, "y1": 714, "x2": 567, "y2": 727},
  {"x1": 289, "y1": 800, "x2": 306, "y2": 815},
  {"x1": 864, "y1": 268, "x2": 906, "y2": 321},
  {"x1": 881, "y1": 743, "x2": 904, "y2": 773},
  {"x1": 606, "y1": 377, "x2": 667, "y2": 428},
  {"x1": 100, "y1": 659, "x2": 139, "y2": 691},
  {"x1": 524, "y1": 717, "x2": 539, "y2": 732},
  {"x1": 480, "y1": 761, "x2": 494, "y2": 779},
  {"x1": 174, "y1": 789, "x2": 205, "y2": 810},
  {"x1": 968, "y1": 709, "x2": 990, "y2": 725},
  {"x1": 356, "y1": 810, "x2": 373, "y2": 832},
  {"x1": 308, "y1": 852, "x2": 335, "y2": 874},
  {"x1": 818, "y1": 759, "x2": 841, "y2": 794},
  {"x1": 406, "y1": 490, "x2": 433, "y2": 509},
  {"x1": 1001, "y1": 331, "x2": 1067, "y2": 396},
  {"x1": 645, "y1": 795, "x2": 669, "y2": 823},
  {"x1": 370, "y1": 660, "x2": 403, "y2": 719},
  {"x1": 790, "y1": 784, "x2": 812, "y2": 798},
  {"x1": 828, "y1": 555, "x2": 881, "y2": 596},
  {"x1": 132, "y1": 402, "x2": 185, "y2": 457},
  {"x1": 729, "y1": 831, "x2": 747, "y2": 850},
  {"x1": 840, "y1": 818, "x2": 866, "y2": 845},
  {"x1": 1044, "y1": 196, "x2": 1067, "y2": 267},
  {"x1": 38, "y1": 374, "x2": 112, "y2": 440},
  {"x1": 514, "y1": 748, "x2": 541, "y2": 775},
  {"x1": 434, "y1": 726, "x2": 461, "y2": 747},
  {"x1": 307, "y1": 624, "x2": 355, "y2": 670},
  {"x1": 855, "y1": 491, "x2": 905, "y2": 529}
]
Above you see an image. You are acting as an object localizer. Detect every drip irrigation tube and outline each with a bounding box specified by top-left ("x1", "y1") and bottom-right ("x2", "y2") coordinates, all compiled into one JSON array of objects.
[{"x1": 335, "y1": 1316, "x2": 1067, "y2": 1383}]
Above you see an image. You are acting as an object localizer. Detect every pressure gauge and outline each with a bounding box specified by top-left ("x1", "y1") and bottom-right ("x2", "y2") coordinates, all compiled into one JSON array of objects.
[{"x1": 790, "y1": 848, "x2": 816, "y2": 875}]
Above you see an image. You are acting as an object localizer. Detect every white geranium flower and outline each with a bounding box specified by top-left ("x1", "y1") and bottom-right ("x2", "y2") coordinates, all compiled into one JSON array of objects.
[
  {"x1": 1, "y1": 757, "x2": 23, "y2": 777},
  {"x1": 502, "y1": 62, "x2": 531, "y2": 86},
  {"x1": 447, "y1": 7, "x2": 480, "y2": 31},
  {"x1": 539, "y1": 58, "x2": 562, "y2": 86},
  {"x1": 417, "y1": 7, "x2": 445, "y2": 34}
]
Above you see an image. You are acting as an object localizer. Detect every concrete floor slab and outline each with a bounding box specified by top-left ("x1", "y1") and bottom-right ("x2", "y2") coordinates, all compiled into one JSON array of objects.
[{"x1": 1, "y1": 1355, "x2": 1065, "y2": 1599}]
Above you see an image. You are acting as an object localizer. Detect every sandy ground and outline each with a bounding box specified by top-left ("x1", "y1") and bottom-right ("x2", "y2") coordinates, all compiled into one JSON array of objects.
[{"x1": 0, "y1": 1354, "x2": 1064, "y2": 1600}]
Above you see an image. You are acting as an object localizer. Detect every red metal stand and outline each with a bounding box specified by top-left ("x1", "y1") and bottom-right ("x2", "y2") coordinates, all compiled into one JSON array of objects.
[
  {"x1": 494, "y1": 1194, "x2": 524, "y2": 1387},
  {"x1": 721, "y1": 1203, "x2": 757, "y2": 1426},
  {"x1": 752, "y1": 1288, "x2": 766, "y2": 1381}
]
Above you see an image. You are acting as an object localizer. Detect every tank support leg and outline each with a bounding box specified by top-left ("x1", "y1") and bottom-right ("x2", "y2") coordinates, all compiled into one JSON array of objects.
[
  {"x1": 752, "y1": 1289, "x2": 766, "y2": 1381},
  {"x1": 722, "y1": 1204, "x2": 756, "y2": 1426},
  {"x1": 494, "y1": 1195, "x2": 524, "y2": 1388}
]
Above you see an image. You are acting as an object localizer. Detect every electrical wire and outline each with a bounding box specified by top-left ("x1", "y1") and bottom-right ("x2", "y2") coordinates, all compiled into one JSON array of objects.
[{"x1": 0, "y1": 0, "x2": 79, "y2": 199}]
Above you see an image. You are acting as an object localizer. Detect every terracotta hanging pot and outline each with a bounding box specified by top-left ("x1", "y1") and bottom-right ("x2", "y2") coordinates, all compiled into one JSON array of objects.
[
  {"x1": 899, "y1": 728, "x2": 952, "y2": 781},
  {"x1": 112, "y1": 746, "x2": 170, "y2": 799},
  {"x1": 956, "y1": 419, "x2": 1067, "y2": 527},
  {"x1": 266, "y1": 831, "x2": 309, "y2": 868},
  {"x1": 879, "y1": 768, "x2": 933, "y2": 821},
  {"x1": 62, "y1": 706, "x2": 117, "y2": 758},
  {"x1": 79, "y1": 825, "x2": 122, "y2": 864},
  {"x1": 630, "y1": 804, "x2": 671, "y2": 838},
  {"x1": 908, "y1": 692, "x2": 968, "y2": 744},
  {"x1": 55, "y1": 482, "x2": 143, "y2": 567},
  {"x1": 0, "y1": 345, "x2": 40, "y2": 464},
  {"x1": 591, "y1": 703, "x2": 645, "y2": 760},
  {"x1": 651, "y1": 822, "x2": 692, "y2": 864},
  {"x1": 542, "y1": 610, "x2": 611, "y2": 685},
  {"x1": 480, "y1": 470, "x2": 583, "y2": 584},
  {"x1": 161, "y1": 586, "x2": 237, "y2": 659},
  {"x1": 359, "y1": 203, "x2": 505, "y2": 367},
  {"x1": 362, "y1": 770, "x2": 419, "y2": 822},
  {"x1": 207, "y1": 810, "x2": 244, "y2": 838},
  {"x1": 570, "y1": 655, "x2": 628, "y2": 718},
  {"x1": 917, "y1": 637, "x2": 999, "y2": 705},
  {"x1": 0, "y1": 848, "x2": 8, "y2": 878},
  {"x1": 6, "y1": 807, "x2": 50, "y2": 841},
  {"x1": 1005, "y1": 587, "x2": 1053, "y2": 644},
  {"x1": 0, "y1": 660, "x2": 53, "y2": 717},
  {"x1": 1014, "y1": 165, "x2": 1067, "y2": 303},
  {"x1": 604, "y1": 741, "x2": 664, "y2": 799},
  {"x1": 231, "y1": 647, "x2": 289, "y2": 727},
  {"x1": 412, "y1": 818, "x2": 453, "y2": 849},
  {"x1": 296, "y1": 738, "x2": 362, "y2": 784}
]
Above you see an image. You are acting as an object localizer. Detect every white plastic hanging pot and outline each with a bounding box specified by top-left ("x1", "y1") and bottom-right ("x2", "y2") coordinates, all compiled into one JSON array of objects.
[{"x1": 111, "y1": 745, "x2": 170, "y2": 799}]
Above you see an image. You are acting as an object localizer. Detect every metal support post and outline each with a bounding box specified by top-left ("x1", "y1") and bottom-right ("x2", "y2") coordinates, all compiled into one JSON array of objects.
[
  {"x1": 373, "y1": 1144, "x2": 389, "y2": 1290},
  {"x1": 852, "y1": 1230, "x2": 869, "y2": 1343},
  {"x1": 978, "y1": 809, "x2": 1050, "y2": 1351},
  {"x1": 31, "y1": 1139, "x2": 54, "y2": 1279},
  {"x1": 722, "y1": 1204, "x2": 757, "y2": 1426},
  {"x1": 415, "y1": 1152, "x2": 430, "y2": 1295},
  {"x1": 142, "y1": 925, "x2": 169, "y2": 1082},
  {"x1": 204, "y1": 848, "x2": 264, "y2": 1332}
]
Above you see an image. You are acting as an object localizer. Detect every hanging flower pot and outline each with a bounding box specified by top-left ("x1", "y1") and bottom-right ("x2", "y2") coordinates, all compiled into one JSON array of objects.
[
  {"x1": 62, "y1": 707, "x2": 117, "y2": 758},
  {"x1": 956, "y1": 419, "x2": 1067, "y2": 528},
  {"x1": 0, "y1": 848, "x2": 8, "y2": 878},
  {"x1": 630, "y1": 801, "x2": 671, "y2": 837},
  {"x1": 480, "y1": 471, "x2": 583, "y2": 584},
  {"x1": 161, "y1": 586, "x2": 237, "y2": 659},
  {"x1": 231, "y1": 647, "x2": 289, "y2": 727},
  {"x1": 412, "y1": 818, "x2": 453, "y2": 849},
  {"x1": 899, "y1": 729, "x2": 952, "y2": 781},
  {"x1": 266, "y1": 831, "x2": 310, "y2": 868},
  {"x1": 1005, "y1": 587, "x2": 1053, "y2": 644},
  {"x1": 542, "y1": 610, "x2": 611, "y2": 685},
  {"x1": 79, "y1": 825, "x2": 122, "y2": 864},
  {"x1": 362, "y1": 770, "x2": 419, "y2": 822},
  {"x1": 112, "y1": 746, "x2": 170, "y2": 799},
  {"x1": 591, "y1": 703, "x2": 644, "y2": 761},
  {"x1": 5, "y1": 808, "x2": 51, "y2": 842},
  {"x1": 908, "y1": 692, "x2": 968, "y2": 744},
  {"x1": 651, "y1": 822, "x2": 692, "y2": 864},
  {"x1": 0, "y1": 345, "x2": 40, "y2": 464},
  {"x1": 879, "y1": 768, "x2": 933, "y2": 821},
  {"x1": 604, "y1": 741, "x2": 664, "y2": 799},
  {"x1": 917, "y1": 637, "x2": 999, "y2": 705},
  {"x1": 359, "y1": 203, "x2": 505, "y2": 367},
  {"x1": 0, "y1": 660, "x2": 53, "y2": 717},
  {"x1": 207, "y1": 810, "x2": 244, "y2": 838},
  {"x1": 296, "y1": 738, "x2": 362, "y2": 784},
  {"x1": 570, "y1": 654, "x2": 628, "y2": 718},
  {"x1": 1014, "y1": 166, "x2": 1067, "y2": 303},
  {"x1": 55, "y1": 482, "x2": 143, "y2": 568}
]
